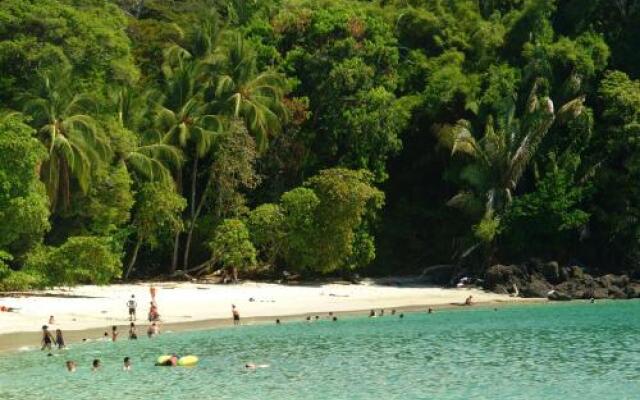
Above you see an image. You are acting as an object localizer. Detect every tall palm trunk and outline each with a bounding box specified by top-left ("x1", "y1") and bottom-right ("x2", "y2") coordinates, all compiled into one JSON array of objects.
[
  {"x1": 183, "y1": 157, "x2": 199, "y2": 269},
  {"x1": 171, "y1": 233, "x2": 181, "y2": 274},
  {"x1": 125, "y1": 238, "x2": 143, "y2": 280},
  {"x1": 170, "y1": 171, "x2": 183, "y2": 274},
  {"x1": 60, "y1": 157, "x2": 71, "y2": 211}
]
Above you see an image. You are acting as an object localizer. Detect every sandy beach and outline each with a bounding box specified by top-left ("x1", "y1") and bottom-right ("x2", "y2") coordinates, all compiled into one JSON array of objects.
[{"x1": 0, "y1": 280, "x2": 542, "y2": 351}]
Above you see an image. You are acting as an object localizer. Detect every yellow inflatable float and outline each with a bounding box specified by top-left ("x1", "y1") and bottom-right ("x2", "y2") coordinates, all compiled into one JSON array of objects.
[{"x1": 156, "y1": 355, "x2": 199, "y2": 367}]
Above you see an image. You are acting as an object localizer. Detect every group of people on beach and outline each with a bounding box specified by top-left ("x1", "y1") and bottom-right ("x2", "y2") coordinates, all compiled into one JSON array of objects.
[
  {"x1": 126, "y1": 289, "x2": 160, "y2": 323},
  {"x1": 40, "y1": 286, "x2": 162, "y2": 373}
]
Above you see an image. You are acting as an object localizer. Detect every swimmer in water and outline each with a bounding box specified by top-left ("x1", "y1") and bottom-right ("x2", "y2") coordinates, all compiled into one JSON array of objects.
[
  {"x1": 245, "y1": 363, "x2": 269, "y2": 370},
  {"x1": 123, "y1": 357, "x2": 132, "y2": 371},
  {"x1": 161, "y1": 354, "x2": 179, "y2": 366},
  {"x1": 147, "y1": 322, "x2": 159, "y2": 338},
  {"x1": 41, "y1": 325, "x2": 54, "y2": 351},
  {"x1": 92, "y1": 359, "x2": 101, "y2": 372},
  {"x1": 369, "y1": 310, "x2": 376, "y2": 318},
  {"x1": 55, "y1": 329, "x2": 65, "y2": 350},
  {"x1": 129, "y1": 322, "x2": 138, "y2": 340},
  {"x1": 65, "y1": 360, "x2": 77, "y2": 372},
  {"x1": 232, "y1": 304, "x2": 240, "y2": 326}
]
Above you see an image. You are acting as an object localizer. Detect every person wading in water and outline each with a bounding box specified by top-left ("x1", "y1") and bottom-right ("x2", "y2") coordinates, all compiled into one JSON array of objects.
[{"x1": 232, "y1": 305, "x2": 240, "y2": 325}]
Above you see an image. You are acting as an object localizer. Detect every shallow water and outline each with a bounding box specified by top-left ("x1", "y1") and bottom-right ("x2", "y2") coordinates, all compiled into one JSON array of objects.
[{"x1": 1, "y1": 301, "x2": 639, "y2": 399}]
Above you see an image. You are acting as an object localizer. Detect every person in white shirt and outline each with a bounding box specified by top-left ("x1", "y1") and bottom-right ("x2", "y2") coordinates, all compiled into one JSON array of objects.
[{"x1": 127, "y1": 295, "x2": 137, "y2": 321}]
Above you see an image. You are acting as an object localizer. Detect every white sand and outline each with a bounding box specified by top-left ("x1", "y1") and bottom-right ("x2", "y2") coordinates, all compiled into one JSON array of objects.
[{"x1": 0, "y1": 281, "x2": 536, "y2": 334}]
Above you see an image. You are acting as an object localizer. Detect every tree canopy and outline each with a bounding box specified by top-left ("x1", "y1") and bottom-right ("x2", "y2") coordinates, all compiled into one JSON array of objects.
[{"x1": 2, "y1": 0, "x2": 640, "y2": 289}]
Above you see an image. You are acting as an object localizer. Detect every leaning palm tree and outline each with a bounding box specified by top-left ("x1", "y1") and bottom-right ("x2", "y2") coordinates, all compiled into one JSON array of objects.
[
  {"x1": 436, "y1": 80, "x2": 586, "y2": 258},
  {"x1": 213, "y1": 34, "x2": 288, "y2": 151},
  {"x1": 22, "y1": 67, "x2": 110, "y2": 210}
]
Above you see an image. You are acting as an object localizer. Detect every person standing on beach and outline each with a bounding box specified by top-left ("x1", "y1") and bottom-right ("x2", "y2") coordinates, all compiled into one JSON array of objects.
[
  {"x1": 55, "y1": 329, "x2": 65, "y2": 349},
  {"x1": 127, "y1": 295, "x2": 137, "y2": 321},
  {"x1": 232, "y1": 304, "x2": 240, "y2": 325},
  {"x1": 41, "y1": 325, "x2": 54, "y2": 351},
  {"x1": 148, "y1": 301, "x2": 159, "y2": 322},
  {"x1": 112, "y1": 325, "x2": 119, "y2": 342}
]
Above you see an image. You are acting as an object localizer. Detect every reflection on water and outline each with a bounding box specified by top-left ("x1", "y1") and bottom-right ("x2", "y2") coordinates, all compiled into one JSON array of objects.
[{"x1": 1, "y1": 301, "x2": 639, "y2": 400}]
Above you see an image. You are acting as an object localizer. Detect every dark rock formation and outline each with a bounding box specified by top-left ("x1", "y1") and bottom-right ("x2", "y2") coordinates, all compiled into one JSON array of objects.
[
  {"x1": 541, "y1": 261, "x2": 560, "y2": 284},
  {"x1": 483, "y1": 262, "x2": 640, "y2": 301},
  {"x1": 521, "y1": 275, "x2": 553, "y2": 297}
]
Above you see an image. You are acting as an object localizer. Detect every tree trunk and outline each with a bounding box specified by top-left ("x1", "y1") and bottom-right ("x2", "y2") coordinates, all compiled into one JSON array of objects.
[
  {"x1": 170, "y1": 232, "x2": 180, "y2": 274},
  {"x1": 60, "y1": 157, "x2": 70, "y2": 211},
  {"x1": 170, "y1": 170, "x2": 183, "y2": 274},
  {"x1": 182, "y1": 179, "x2": 212, "y2": 272},
  {"x1": 124, "y1": 239, "x2": 143, "y2": 280},
  {"x1": 184, "y1": 163, "x2": 212, "y2": 271},
  {"x1": 183, "y1": 157, "x2": 199, "y2": 269}
]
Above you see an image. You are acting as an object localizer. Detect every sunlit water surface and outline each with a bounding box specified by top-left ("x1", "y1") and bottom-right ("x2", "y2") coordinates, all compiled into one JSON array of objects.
[{"x1": 1, "y1": 301, "x2": 639, "y2": 399}]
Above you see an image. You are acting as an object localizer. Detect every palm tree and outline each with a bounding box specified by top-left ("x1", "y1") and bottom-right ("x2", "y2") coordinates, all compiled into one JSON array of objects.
[
  {"x1": 109, "y1": 85, "x2": 183, "y2": 186},
  {"x1": 157, "y1": 46, "x2": 224, "y2": 272},
  {"x1": 22, "y1": 67, "x2": 110, "y2": 210},
  {"x1": 436, "y1": 80, "x2": 586, "y2": 258},
  {"x1": 213, "y1": 34, "x2": 287, "y2": 151}
]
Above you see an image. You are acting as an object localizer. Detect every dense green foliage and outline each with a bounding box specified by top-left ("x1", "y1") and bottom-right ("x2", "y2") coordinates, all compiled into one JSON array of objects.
[
  {"x1": 28, "y1": 236, "x2": 122, "y2": 286},
  {"x1": 209, "y1": 218, "x2": 257, "y2": 279},
  {"x1": 0, "y1": 116, "x2": 50, "y2": 258},
  {"x1": 2, "y1": 0, "x2": 640, "y2": 289}
]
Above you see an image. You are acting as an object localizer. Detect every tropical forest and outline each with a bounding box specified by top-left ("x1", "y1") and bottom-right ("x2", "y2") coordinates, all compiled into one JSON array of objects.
[{"x1": 1, "y1": 0, "x2": 640, "y2": 291}]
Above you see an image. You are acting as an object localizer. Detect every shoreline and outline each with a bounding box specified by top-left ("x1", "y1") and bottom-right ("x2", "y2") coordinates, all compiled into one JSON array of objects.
[
  {"x1": 0, "y1": 299, "x2": 544, "y2": 354},
  {"x1": 0, "y1": 281, "x2": 543, "y2": 353}
]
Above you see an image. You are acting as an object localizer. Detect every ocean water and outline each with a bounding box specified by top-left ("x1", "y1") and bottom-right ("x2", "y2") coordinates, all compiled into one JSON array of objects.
[{"x1": 1, "y1": 301, "x2": 639, "y2": 400}]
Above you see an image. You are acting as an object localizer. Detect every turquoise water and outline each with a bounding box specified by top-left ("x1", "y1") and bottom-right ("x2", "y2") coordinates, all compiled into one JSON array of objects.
[{"x1": 1, "y1": 301, "x2": 640, "y2": 399}]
